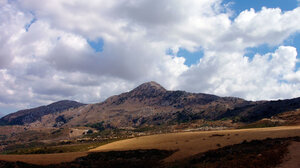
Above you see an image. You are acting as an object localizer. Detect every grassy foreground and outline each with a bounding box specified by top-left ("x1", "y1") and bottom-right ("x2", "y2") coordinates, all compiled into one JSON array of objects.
[
  {"x1": 1, "y1": 126, "x2": 300, "y2": 166},
  {"x1": 90, "y1": 125, "x2": 300, "y2": 162},
  {"x1": 2, "y1": 141, "x2": 113, "y2": 155},
  {"x1": 0, "y1": 137, "x2": 299, "y2": 168}
]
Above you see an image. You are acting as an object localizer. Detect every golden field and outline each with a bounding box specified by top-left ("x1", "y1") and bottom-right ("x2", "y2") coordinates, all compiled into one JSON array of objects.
[
  {"x1": 90, "y1": 126, "x2": 300, "y2": 162},
  {"x1": 0, "y1": 126, "x2": 299, "y2": 165}
]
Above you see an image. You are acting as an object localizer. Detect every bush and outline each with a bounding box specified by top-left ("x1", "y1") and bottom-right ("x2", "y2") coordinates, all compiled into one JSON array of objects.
[
  {"x1": 85, "y1": 121, "x2": 105, "y2": 131},
  {"x1": 87, "y1": 129, "x2": 93, "y2": 134}
]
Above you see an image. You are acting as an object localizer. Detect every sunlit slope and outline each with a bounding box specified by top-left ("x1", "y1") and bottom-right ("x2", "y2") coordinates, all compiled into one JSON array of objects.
[{"x1": 90, "y1": 126, "x2": 300, "y2": 162}]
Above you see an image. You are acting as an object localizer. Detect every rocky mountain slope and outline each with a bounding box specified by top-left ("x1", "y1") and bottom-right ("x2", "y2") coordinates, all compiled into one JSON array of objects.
[
  {"x1": 26, "y1": 82, "x2": 252, "y2": 128},
  {"x1": 220, "y1": 97, "x2": 300, "y2": 122},
  {"x1": 0, "y1": 100, "x2": 85, "y2": 125},
  {"x1": 1, "y1": 82, "x2": 300, "y2": 128}
]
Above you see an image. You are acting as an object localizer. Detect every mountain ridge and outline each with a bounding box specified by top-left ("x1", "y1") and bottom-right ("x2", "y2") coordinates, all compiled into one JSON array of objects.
[
  {"x1": 1, "y1": 82, "x2": 300, "y2": 128},
  {"x1": 24, "y1": 82, "x2": 251, "y2": 128},
  {"x1": 0, "y1": 100, "x2": 85, "y2": 125}
]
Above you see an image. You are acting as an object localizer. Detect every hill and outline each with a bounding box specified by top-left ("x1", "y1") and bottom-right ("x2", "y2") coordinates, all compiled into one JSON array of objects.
[
  {"x1": 1, "y1": 81, "x2": 300, "y2": 129},
  {"x1": 44, "y1": 82, "x2": 300, "y2": 128},
  {"x1": 0, "y1": 81, "x2": 299, "y2": 167},
  {"x1": 0, "y1": 100, "x2": 85, "y2": 126},
  {"x1": 220, "y1": 97, "x2": 300, "y2": 122},
  {"x1": 29, "y1": 82, "x2": 252, "y2": 128}
]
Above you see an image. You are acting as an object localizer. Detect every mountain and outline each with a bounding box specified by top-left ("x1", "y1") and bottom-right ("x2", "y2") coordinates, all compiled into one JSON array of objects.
[
  {"x1": 2, "y1": 82, "x2": 300, "y2": 128},
  {"x1": 219, "y1": 97, "x2": 300, "y2": 122},
  {"x1": 0, "y1": 100, "x2": 85, "y2": 125},
  {"x1": 53, "y1": 82, "x2": 300, "y2": 127},
  {"x1": 29, "y1": 82, "x2": 252, "y2": 128}
]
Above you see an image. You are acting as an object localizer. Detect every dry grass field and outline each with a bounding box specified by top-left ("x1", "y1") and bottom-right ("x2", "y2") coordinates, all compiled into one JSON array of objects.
[
  {"x1": 0, "y1": 152, "x2": 87, "y2": 165},
  {"x1": 90, "y1": 126, "x2": 300, "y2": 162},
  {"x1": 0, "y1": 126, "x2": 299, "y2": 165}
]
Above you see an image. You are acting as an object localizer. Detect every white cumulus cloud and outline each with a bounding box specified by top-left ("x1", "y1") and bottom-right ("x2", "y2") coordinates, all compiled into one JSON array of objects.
[
  {"x1": 179, "y1": 46, "x2": 300, "y2": 100},
  {"x1": 0, "y1": 0, "x2": 299, "y2": 112}
]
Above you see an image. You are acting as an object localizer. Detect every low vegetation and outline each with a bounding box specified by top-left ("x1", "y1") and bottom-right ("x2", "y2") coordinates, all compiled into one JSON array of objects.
[
  {"x1": 169, "y1": 136, "x2": 300, "y2": 168},
  {"x1": 2, "y1": 141, "x2": 112, "y2": 155},
  {"x1": 0, "y1": 149, "x2": 175, "y2": 168},
  {"x1": 238, "y1": 120, "x2": 282, "y2": 129},
  {"x1": 2, "y1": 142, "x2": 46, "y2": 154},
  {"x1": 0, "y1": 137, "x2": 299, "y2": 168},
  {"x1": 85, "y1": 121, "x2": 105, "y2": 131}
]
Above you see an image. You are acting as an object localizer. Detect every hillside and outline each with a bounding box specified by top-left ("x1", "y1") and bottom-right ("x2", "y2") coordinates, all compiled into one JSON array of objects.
[
  {"x1": 0, "y1": 100, "x2": 85, "y2": 126},
  {"x1": 1, "y1": 81, "x2": 300, "y2": 129},
  {"x1": 28, "y1": 82, "x2": 252, "y2": 128},
  {"x1": 52, "y1": 82, "x2": 300, "y2": 128},
  {"x1": 0, "y1": 81, "x2": 300, "y2": 165},
  {"x1": 220, "y1": 97, "x2": 300, "y2": 122}
]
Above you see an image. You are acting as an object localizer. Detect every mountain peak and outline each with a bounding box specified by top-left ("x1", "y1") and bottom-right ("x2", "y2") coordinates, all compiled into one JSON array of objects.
[
  {"x1": 143, "y1": 81, "x2": 165, "y2": 88},
  {"x1": 136, "y1": 81, "x2": 166, "y2": 91},
  {"x1": 129, "y1": 81, "x2": 167, "y2": 97}
]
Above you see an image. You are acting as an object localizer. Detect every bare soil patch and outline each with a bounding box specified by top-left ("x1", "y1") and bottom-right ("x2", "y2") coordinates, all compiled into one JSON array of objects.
[{"x1": 276, "y1": 141, "x2": 300, "y2": 168}]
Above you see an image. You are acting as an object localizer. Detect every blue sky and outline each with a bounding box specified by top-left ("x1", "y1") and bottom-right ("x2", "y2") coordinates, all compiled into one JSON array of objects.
[
  {"x1": 224, "y1": 0, "x2": 298, "y2": 13},
  {"x1": 87, "y1": 0, "x2": 300, "y2": 68},
  {"x1": 87, "y1": 38, "x2": 104, "y2": 52},
  {"x1": 227, "y1": 0, "x2": 300, "y2": 70},
  {"x1": 172, "y1": 0, "x2": 300, "y2": 68},
  {"x1": 286, "y1": 33, "x2": 300, "y2": 69},
  {"x1": 85, "y1": 0, "x2": 300, "y2": 68}
]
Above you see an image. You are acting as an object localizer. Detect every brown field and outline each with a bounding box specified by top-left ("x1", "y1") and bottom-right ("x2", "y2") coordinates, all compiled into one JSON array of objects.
[
  {"x1": 276, "y1": 141, "x2": 300, "y2": 168},
  {"x1": 90, "y1": 126, "x2": 300, "y2": 162},
  {"x1": 0, "y1": 126, "x2": 300, "y2": 165},
  {"x1": 0, "y1": 152, "x2": 87, "y2": 165}
]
